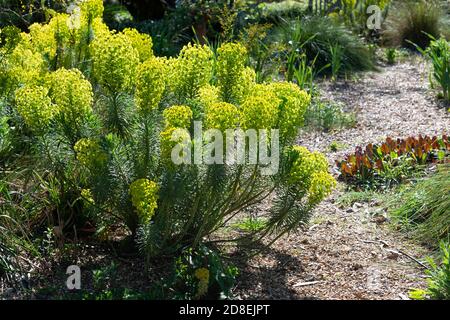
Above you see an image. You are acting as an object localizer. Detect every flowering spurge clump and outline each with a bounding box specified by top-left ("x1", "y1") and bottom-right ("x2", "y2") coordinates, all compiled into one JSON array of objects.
[
  {"x1": 271, "y1": 82, "x2": 310, "y2": 141},
  {"x1": 1, "y1": 0, "x2": 335, "y2": 268},
  {"x1": 239, "y1": 84, "x2": 280, "y2": 131},
  {"x1": 129, "y1": 179, "x2": 159, "y2": 224},
  {"x1": 216, "y1": 43, "x2": 254, "y2": 104},
  {"x1": 288, "y1": 146, "x2": 336, "y2": 205},
  {"x1": 172, "y1": 43, "x2": 214, "y2": 100},
  {"x1": 135, "y1": 57, "x2": 166, "y2": 113},
  {"x1": 74, "y1": 138, "x2": 107, "y2": 169},
  {"x1": 204, "y1": 102, "x2": 239, "y2": 133},
  {"x1": 14, "y1": 86, "x2": 55, "y2": 132},
  {"x1": 47, "y1": 68, "x2": 93, "y2": 123}
]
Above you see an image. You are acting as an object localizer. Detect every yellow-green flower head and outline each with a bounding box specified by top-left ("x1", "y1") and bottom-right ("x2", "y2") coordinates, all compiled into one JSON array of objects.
[
  {"x1": 174, "y1": 43, "x2": 213, "y2": 99},
  {"x1": 205, "y1": 102, "x2": 239, "y2": 133},
  {"x1": 308, "y1": 171, "x2": 336, "y2": 205},
  {"x1": 216, "y1": 42, "x2": 248, "y2": 103},
  {"x1": 238, "y1": 67, "x2": 256, "y2": 101},
  {"x1": 47, "y1": 68, "x2": 93, "y2": 124},
  {"x1": 74, "y1": 138, "x2": 107, "y2": 168},
  {"x1": 81, "y1": 188, "x2": 95, "y2": 206},
  {"x1": 91, "y1": 32, "x2": 139, "y2": 93},
  {"x1": 79, "y1": 0, "x2": 104, "y2": 21},
  {"x1": 197, "y1": 84, "x2": 220, "y2": 110},
  {"x1": 194, "y1": 268, "x2": 210, "y2": 298},
  {"x1": 15, "y1": 85, "x2": 55, "y2": 132},
  {"x1": 29, "y1": 13, "x2": 76, "y2": 63},
  {"x1": 90, "y1": 18, "x2": 110, "y2": 39},
  {"x1": 163, "y1": 105, "x2": 193, "y2": 129},
  {"x1": 129, "y1": 178, "x2": 159, "y2": 223},
  {"x1": 160, "y1": 127, "x2": 191, "y2": 166},
  {"x1": 270, "y1": 82, "x2": 311, "y2": 141},
  {"x1": 122, "y1": 28, "x2": 153, "y2": 62},
  {"x1": 135, "y1": 57, "x2": 166, "y2": 113},
  {"x1": 240, "y1": 84, "x2": 280, "y2": 131},
  {"x1": 288, "y1": 146, "x2": 332, "y2": 191},
  {"x1": 6, "y1": 43, "x2": 45, "y2": 87}
]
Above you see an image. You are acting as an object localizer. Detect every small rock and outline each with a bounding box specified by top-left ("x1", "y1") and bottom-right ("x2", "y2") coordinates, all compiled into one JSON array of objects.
[
  {"x1": 354, "y1": 202, "x2": 363, "y2": 208},
  {"x1": 350, "y1": 263, "x2": 364, "y2": 271},
  {"x1": 386, "y1": 250, "x2": 400, "y2": 260}
]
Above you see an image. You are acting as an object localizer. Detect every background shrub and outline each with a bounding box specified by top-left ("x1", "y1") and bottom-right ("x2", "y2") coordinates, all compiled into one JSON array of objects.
[
  {"x1": 274, "y1": 15, "x2": 376, "y2": 77},
  {"x1": 382, "y1": 0, "x2": 450, "y2": 50}
]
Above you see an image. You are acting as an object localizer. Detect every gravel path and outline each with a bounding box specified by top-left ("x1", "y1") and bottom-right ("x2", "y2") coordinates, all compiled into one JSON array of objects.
[{"x1": 234, "y1": 59, "x2": 450, "y2": 300}]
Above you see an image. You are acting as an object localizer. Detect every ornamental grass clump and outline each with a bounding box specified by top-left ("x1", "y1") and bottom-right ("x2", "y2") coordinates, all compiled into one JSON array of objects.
[{"x1": 0, "y1": 0, "x2": 335, "y2": 267}]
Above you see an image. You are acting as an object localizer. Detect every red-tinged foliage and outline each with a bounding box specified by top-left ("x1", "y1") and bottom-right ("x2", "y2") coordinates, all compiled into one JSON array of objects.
[{"x1": 336, "y1": 134, "x2": 450, "y2": 184}]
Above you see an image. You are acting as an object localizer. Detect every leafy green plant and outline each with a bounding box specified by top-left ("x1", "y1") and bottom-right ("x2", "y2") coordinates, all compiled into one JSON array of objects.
[
  {"x1": 409, "y1": 241, "x2": 450, "y2": 300},
  {"x1": 385, "y1": 47, "x2": 397, "y2": 65},
  {"x1": 330, "y1": 43, "x2": 343, "y2": 80},
  {"x1": 336, "y1": 135, "x2": 450, "y2": 188},
  {"x1": 382, "y1": 0, "x2": 449, "y2": 51},
  {"x1": 420, "y1": 37, "x2": 450, "y2": 102},
  {"x1": 170, "y1": 245, "x2": 239, "y2": 300},
  {"x1": 232, "y1": 216, "x2": 268, "y2": 233},
  {"x1": 304, "y1": 99, "x2": 356, "y2": 131},
  {"x1": 389, "y1": 164, "x2": 449, "y2": 245}
]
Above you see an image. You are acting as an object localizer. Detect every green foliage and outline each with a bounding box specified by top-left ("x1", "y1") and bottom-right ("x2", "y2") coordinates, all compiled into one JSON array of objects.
[
  {"x1": 232, "y1": 216, "x2": 268, "y2": 233},
  {"x1": 409, "y1": 241, "x2": 450, "y2": 300},
  {"x1": 382, "y1": 0, "x2": 449, "y2": 50},
  {"x1": 256, "y1": 0, "x2": 308, "y2": 24},
  {"x1": 337, "y1": 135, "x2": 450, "y2": 189},
  {"x1": 330, "y1": 43, "x2": 343, "y2": 80},
  {"x1": 389, "y1": 165, "x2": 450, "y2": 246},
  {"x1": 169, "y1": 245, "x2": 239, "y2": 299},
  {"x1": 385, "y1": 47, "x2": 397, "y2": 65},
  {"x1": 327, "y1": 0, "x2": 391, "y2": 35},
  {"x1": 304, "y1": 99, "x2": 356, "y2": 131},
  {"x1": 274, "y1": 15, "x2": 376, "y2": 77},
  {"x1": 337, "y1": 190, "x2": 380, "y2": 207},
  {"x1": 420, "y1": 37, "x2": 450, "y2": 103}
]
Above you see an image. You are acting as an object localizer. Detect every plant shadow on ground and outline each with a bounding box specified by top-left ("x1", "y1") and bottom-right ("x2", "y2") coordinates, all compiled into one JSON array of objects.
[{"x1": 229, "y1": 239, "x2": 318, "y2": 300}]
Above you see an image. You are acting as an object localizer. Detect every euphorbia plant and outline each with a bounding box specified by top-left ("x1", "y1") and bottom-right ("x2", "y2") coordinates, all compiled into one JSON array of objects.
[{"x1": 1, "y1": 0, "x2": 336, "y2": 260}]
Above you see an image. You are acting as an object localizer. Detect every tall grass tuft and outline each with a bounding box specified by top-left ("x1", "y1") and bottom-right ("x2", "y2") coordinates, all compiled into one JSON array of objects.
[
  {"x1": 274, "y1": 15, "x2": 376, "y2": 77},
  {"x1": 390, "y1": 164, "x2": 450, "y2": 246},
  {"x1": 382, "y1": 0, "x2": 449, "y2": 50}
]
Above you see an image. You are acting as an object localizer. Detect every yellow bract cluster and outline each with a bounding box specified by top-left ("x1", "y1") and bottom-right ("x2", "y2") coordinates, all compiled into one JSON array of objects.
[
  {"x1": 194, "y1": 268, "x2": 210, "y2": 298},
  {"x1": 135, "y1": 57, "x2": 166, "y2": 113},
  {"x1": 129, "y1": 179, "x2": 159, "y2": 223},
  {"x1": 29, "y1": 13, "x2": 73, "y2": 62},
  {"x1": 270, "y1": 82, "x2": 311, "y2": 141},
  {"x1": 81, "y1": 188, "x2": 95, "y2": 206},
  {"x1": 205, "y1": 102, "x2": 239, "y2": 133},
  {"x1": 6, "y1": 43, "x2": 45, "y2": 88},
  {"x1": 173, "y1": 43, "x2": 213, "y2": 99},
  {"x1": 91, "y1": 32, "x2": 139, "y2": 93},
  {"x1": 79, "y1": 0, "x2": 104, "y2": 21},
  {"x1": 216, "y1": 42, "x2": 251, "y2": 103},
  {"x1": 288, "y1": 146, "x2": 335, "y2": 204},
  {"x1": 163, "y1": 105, "x2": 193, "y2": 129},
  {"x1": 308, "y1": 171, "x2": 336, "y2": 205},
  {"x1": 239, "y1": 84, "x2": 280, "y2": 131},
  {"x1": 122, "y1": 28, "x2": 153, "y2": 62},
  {"x1": 197, "y1": 84, "x2": 220, "y2": 110},
  {"x1": 15, "y1": 86, "x2": 55, "y2": 132},
  {"x1": 74, "y1": 138, "x2": 107, "y2": 168},
  {"x1": 47, "y1": 68, "x2": 93, "y2": 124}
]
